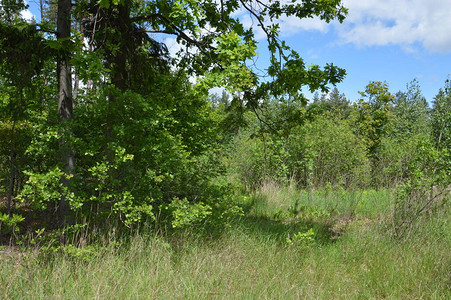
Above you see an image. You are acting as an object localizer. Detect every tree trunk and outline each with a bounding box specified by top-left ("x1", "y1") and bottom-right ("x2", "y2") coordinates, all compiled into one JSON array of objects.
[
  {"x1": 112, "y1": 2, "x2": 130, "y2": 92},
  {"x1": 57, "y1": 0, "x2": 74, "y2": 226}
]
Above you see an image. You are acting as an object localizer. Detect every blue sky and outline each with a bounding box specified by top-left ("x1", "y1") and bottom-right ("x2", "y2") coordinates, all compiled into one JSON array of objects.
[
  {"x1": 238, "y1": 0, "x2": 451, "y2": 103},
  {"x1": 22, "y1": 0, "x2": 451, "y2": 104}
]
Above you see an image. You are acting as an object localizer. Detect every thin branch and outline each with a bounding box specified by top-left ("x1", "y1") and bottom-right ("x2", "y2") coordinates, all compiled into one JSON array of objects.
[{"x1": 251, "y1": 104, "x2": 277, "y2": 133}]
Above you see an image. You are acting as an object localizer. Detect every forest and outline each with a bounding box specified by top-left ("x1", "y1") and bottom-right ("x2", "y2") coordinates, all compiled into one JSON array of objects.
[{"x1": 0, "y1": 0, "x2": 450, "y2": 298}]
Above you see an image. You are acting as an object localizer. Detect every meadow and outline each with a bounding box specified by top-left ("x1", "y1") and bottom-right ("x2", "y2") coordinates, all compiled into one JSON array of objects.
[{"x1": 1, "y1": 184, "x2": 449, "y2": 299}]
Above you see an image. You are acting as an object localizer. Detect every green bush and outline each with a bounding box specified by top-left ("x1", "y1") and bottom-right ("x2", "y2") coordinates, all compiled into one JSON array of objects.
[
  {"x1": 17, "y1": 76, "x2": 232, "y2": 227},
  {"x1": 0, "y1": 212, "x2": 24, "y2": 234},
  {"x1": 287, "y1": 116, "x2": 370, "y2": 188},
  {"x1": 227, "y1": 114, "x2": 371, "y2": 190}
]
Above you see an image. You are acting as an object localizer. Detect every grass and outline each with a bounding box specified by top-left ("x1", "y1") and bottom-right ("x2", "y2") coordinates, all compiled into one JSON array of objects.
[
  {"x1": 251, "y1": 181, "x2": 392, "y2": 219},
  {"x1": 1, "y1": 183, "x2": 449, "y2": 299}
]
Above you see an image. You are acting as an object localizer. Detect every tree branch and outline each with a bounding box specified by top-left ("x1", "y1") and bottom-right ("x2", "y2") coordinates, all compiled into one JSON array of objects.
[{"x1": 132, "y1": 13, "x2": 216, "y2": 51}]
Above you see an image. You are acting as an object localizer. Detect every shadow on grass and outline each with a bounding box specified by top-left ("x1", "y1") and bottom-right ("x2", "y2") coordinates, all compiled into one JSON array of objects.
[
  {"x1": 166, "y1": 194, "x2": 339, "y2": 254},
  {"x1": 223, "y1": 191, "x2": 340, "y2": 245},
  {"x1": 233, "y1": 214, "x2": 337, "y2": 245},
  {"x1": 1, "y1": 191, "x2": 339, "y2": 255}
]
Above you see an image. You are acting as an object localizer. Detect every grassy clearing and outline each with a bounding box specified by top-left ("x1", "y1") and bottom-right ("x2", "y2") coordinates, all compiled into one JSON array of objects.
[
  {"x1": 1, "y1": 185, "x2": 449, "y2": 299},
  {"x1": 251, "y1": 181, "x2": 392, "y2": 219}
]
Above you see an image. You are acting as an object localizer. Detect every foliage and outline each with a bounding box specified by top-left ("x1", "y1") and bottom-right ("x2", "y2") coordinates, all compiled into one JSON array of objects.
[
  {"x1": 14, "y1": 73, "x2": 228, "y2": 226},
  {"x1": 287, "y1": 115, "x2": 370, "y2": 188},
  {"x1": 0, "y1": 212, "x2": 24, "y2": 234},
  {"x1": 355, "y1": 81, "x2": 394, "y2": 157},
  {"x1": 392, "y1": 79, "x2": 429, "y2": 138},
  {"x1": 392, "y1": 138, "x2": 450, "y2": 239},
  {"x1": 19, "y1": 167, "x2": 69, "y2": 210},
  {"x1": 286, "y1": 228, "x2": 316, "y2": 248},
  {"x1": 366, "y1": 79, "x2": 432, "y2": 187},
  {"x1": 163, "y1": 197, "x2": 212, "y2": 228},
  {"x1": 374, "y1": 133, "x2": 426, "y2": 187},
  {"x1": 309, "y1": 87, "x2": 352, "y2": 119},
  {"x1": 431, "y1": 78, "x2": 451, "y2": 152},
  {"x1": 227, "y1": 111, "x2": 370, "y2": 189}
]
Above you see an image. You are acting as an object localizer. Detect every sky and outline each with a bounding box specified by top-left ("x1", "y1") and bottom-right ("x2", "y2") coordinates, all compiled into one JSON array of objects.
[{"x1": 21, "y1": 0, "x2": 451, "y2": 104}]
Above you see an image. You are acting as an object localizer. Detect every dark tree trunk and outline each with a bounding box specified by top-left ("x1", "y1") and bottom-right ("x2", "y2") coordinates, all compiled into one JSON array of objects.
[
  {"x1": 103, "y1": 2, "x2": 131, "y2": 163},
  {"x1": 57, "y1": 0, "x2": 74, "y2": 226},
  {"x1": 112, "y1": 2, "x2": 130, "y2": 92}
]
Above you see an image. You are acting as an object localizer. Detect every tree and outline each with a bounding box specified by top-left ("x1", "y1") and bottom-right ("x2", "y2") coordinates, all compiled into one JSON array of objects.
[
  {"x1": 2, "y1": 0, "x2": 350, "y2": 227},
  {"x1": 393, "y1": 79, "x2": 429, "y2": 138},
  {"x1": 56, "y1": 0, "x2": 75, "y2": 225},
  {"x1": 355, "y1": 81, "x2": 394, "y2": 157},
  {"x1": 71, "y1": 0, "x2": 347, "y2": 98},
  {"x1": 369, "y1": 79, "x2": 431, "y2": 187},
  {"x1": 288, "y1": 116, "x2": 370, "y2": 188},
  {"x1": 0, "y1": 0, "x2": 27, "y2": 23},
  {"x1": 308, "y1": 87, "x2": 351, "y2": 119},
  {"x1": 431, "y1": 77, "x2": 451, "y2": 152},
  {"x1": 0, "y1": 5, "x2": 51, "y2": 215}
]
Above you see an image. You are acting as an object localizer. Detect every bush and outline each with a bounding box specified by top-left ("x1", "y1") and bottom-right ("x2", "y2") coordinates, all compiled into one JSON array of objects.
[{"x1": 287, "y1": 116, "x2": 371, "y2": 188}]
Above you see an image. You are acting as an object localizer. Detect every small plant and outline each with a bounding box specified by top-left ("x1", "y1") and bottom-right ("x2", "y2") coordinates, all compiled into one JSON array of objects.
[
  {"x1": 0, "y1": 213, "x2": 25, "y2": 235},
  {"x1": 164, "y1": 197, "x2": 213, "y2": 228},
  {"x1": 273, "y1": 208, "x2": 295, "y2": 220},
  {"x1": 17, "y1": 224, "x2": 107, "y2": 261},
  {"x1": 286, "y1": 228, "x2": 316, "y2": 248},
  {"x1": 51, "y1": 244, "x2": 106, "y2": 262}
]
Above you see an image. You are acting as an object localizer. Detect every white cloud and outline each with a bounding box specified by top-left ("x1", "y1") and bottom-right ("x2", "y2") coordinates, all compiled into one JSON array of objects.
[
  {"x1": 278, "y1": 16, "x2": 329, "y2": 36},
  {"x1": 163, "y1": 37, "x2": 184, "y2": 58},
  {"x1": 337, "y1": 0, "x2": 451, "y2": 53},
  {"x1": 237, "y1": 0, "x2": 451, "y2": 53},
  {"x1": 20, "y1": 9, "x2": 33, "y2": 21},
  {"x1": 209, "y1": 86, "x2": 226, "y2": 96},
  {"x1": 20, "y1": 0, "x2": 34, "y2": 21},
  {"x1": 240, "y1": 9, "x2": 329, "y2": 41}
]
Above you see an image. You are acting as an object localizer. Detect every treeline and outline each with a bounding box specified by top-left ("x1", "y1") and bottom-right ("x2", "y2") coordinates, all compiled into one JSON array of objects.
[{"x1": 221, "y1": 80, "x2": 450, "y2": 190}]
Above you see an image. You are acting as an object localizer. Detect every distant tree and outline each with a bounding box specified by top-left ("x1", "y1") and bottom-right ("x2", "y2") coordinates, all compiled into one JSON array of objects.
[
  {"x1": 374, "y1": 80, "x2": 430, "y2": 187},
  {"x1": 307, "y1": 87, "x2": 351, "y2": 119},
  {"x1": 431, "y1": 78, "x2": 451, "y2": 152},
  {"x1": 393, "y1": 79, "x2": 429, "y2": 138},
  {"x1": 210, "y1": 90, "x2": 231, "y2": 109},
  {"x1": 287, "y1": 116, "x2": 370, "y2": 188},
  {"x1": 355, "y1": 81, "x2": 394, "y2": 157}
]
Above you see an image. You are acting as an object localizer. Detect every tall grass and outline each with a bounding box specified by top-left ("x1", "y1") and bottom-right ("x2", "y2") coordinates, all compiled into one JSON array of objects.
[
  {"x1": 251, "y1": 181, "x2": 392, "y2": 219},
  {"x1": 1, "y1": 184, "x2": 449, "y2": 299}
]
